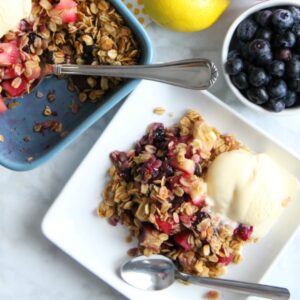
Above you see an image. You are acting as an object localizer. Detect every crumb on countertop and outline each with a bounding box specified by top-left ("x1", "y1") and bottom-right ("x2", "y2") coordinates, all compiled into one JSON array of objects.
[
  {"x1": 153, "y1": 107, "x2": 166, "y2": 115},
  {"x1": 0, "y1": 135, "x2": 4, "y2": 142},
  {"x1": 204, "y1": 290, "x2": 220, "y2": 300}
]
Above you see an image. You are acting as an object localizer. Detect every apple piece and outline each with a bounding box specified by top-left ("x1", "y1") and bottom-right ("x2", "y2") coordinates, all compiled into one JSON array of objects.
[{"x1": 174, "y1": 231, "x2": 192, "y2": 251}]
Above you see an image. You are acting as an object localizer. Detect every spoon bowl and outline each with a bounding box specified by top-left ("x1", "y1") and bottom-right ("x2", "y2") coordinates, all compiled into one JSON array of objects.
[
  {"x1": 121, "y1": 255, "x2": 175, "y2": 291},
  {"x1": 120, "y1": 255, "x2": 290, "y2": 299}
]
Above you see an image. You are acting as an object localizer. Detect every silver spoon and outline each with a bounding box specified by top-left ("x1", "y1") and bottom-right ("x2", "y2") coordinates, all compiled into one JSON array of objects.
[
  {"x1": 120, "y1": 255, "x2": 290, "y2": 299},
  {"x1": 11, "y1": 58, "x2": 218, "y2": 99}
]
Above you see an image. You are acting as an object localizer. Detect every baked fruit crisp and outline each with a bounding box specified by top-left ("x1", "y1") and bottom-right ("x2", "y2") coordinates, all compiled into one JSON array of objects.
[
  {"x1": 0, "y1": 0, "x2": 139, "y2": 112},
  {"x1": 98, "y1": 111, "x2": 255, "y2": 278}
]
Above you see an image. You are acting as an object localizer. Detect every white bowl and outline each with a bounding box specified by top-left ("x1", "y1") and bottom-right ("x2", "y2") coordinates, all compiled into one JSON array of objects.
[{"x1": 222, "y1": 0, "x2": 300, "y2": 116}]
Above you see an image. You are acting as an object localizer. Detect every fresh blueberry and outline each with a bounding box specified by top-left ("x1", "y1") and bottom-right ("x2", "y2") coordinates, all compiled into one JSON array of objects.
[
  {"x1": 268, "y1": 99, "x2": 286, "y2": 112},
  {"x1": 244, "y1": 62, "x2": 256, "y2": 74},
  {"x1": 289, "y1": 6, "x2": 300, "y2": 23},
  {"x1": 249, "y1": 67, "x2": 268, "y2": 87},
  {"x1": 225, "y1": 58, "x2": 244, "y2": 75},
  {"x1": 268, "y1": 79, "x2": 288, "y2": 98},
  {"x1": 286, "y1": 57, "x2": 300, "y2": 77},
  {"x1": 272, "y1": 9, "x2": 294, "y2": 30},
  {"x1": 267, "y1": 60, "x2": 285, "y2": 77},
  {"x1": 231, "y1": 72, "x2": 248, "y2": 90},
  {"x1": 228, "y1": 49, "x2": 240, "y2": 60},
  {"x1": 274, "y1": 31, "x2": 296, "y2": 48},
  {"x1": 294, "y1": 38, "x2": 300, "y2": 53},
  {"x1": 237, "y1": 18, "x2": 258, "y2": 41},
  {"x1": 275, "y1": 48, "x2": 292, "y2": 61},
  {"x1": 246, "y1": 87, "x2": 269, "y2": 104},
  {"x1": 255, "y1": 28, "x2": 273, "y2": 41},
  {"x1": 292, "y1": 23, "x2": 300, "y2": 36},
  {"x1": 256, "y1": 51, "x2": 273, "y2": 65},
  {"x1": 283, "y1": 90, "x2": 297, "y2": 107},
  {"x1": 265, "y1": 74, "x2": 272, "y2": 85},
  {"x1": 255, "y1": 10, "x2": 273, "y2": 27},
  {"x1": 239, "y1": 41, "x2": 253, "y2": 61},
  {"x1": 248, "y1": 39, "x2": 272, "y2": 62},
  {"x1": 288, "y1": 78, "x2": 300, "y2": 92}
]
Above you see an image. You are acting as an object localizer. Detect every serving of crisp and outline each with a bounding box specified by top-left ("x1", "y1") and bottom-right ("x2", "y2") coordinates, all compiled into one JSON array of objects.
[{"x1": 98, "y1": 110, "x2": 255, "y2": 278}]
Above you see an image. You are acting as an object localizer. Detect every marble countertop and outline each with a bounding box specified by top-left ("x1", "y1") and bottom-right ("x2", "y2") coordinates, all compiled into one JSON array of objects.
[{"x1": 1, "y1": 1, "x2": 300, "y2": 299}]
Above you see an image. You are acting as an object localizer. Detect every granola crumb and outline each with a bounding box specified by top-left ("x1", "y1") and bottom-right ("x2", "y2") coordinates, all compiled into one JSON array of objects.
[
  {"x1": 70, "y1": 101, "x2": 80, "y2": 114},
  {"x1": 23, "y1": 136, "x2": 31, "y2": 142},
  {"x1": 126, "y1": 235, "x2": 133, "y2": 243},
  {"x1": 7, "y1": 102, "x2": 21, "y2": 109},
  {"x1": 127, "y1": 247, "x2": 139, "y2": 257},
  {"x1": 47, "y1": 91, "x2": 56, "y2": 102},
  {"x1": 153, "y1": 107, "x2": 166, "y2": 115},
  {"x1": 204, "y1": 290, "x2": 220, "y2": 300},
  {"x1": 0, "y1": 135, "x2": 4, "y2": 142},
  {"x1": 36, "y1": 91, "x2": 44, "y2": 99},
  {"x1": 60, "y1": 131, "x2": 69, "y2": 138},
  {"x1": 43, "y1": 105, "x2": 52, "y2": 116},
  {"x1": 27, "y1": 156, "x2": 34, "y2": 162}
]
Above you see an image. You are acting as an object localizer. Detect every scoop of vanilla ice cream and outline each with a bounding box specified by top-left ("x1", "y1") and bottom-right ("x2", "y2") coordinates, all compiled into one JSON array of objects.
[
  {"x1": 206, "y1": 149, "x2": 299, "y2": 238},
  {"x1": 0, "y1": 0, "x2": 32, "y2": 38}
]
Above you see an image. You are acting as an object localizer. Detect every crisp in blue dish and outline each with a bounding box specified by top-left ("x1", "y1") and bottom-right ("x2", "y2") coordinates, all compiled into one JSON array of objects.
[{"x1": 0, "y1": 0, "x2": 152, "y2": 171}]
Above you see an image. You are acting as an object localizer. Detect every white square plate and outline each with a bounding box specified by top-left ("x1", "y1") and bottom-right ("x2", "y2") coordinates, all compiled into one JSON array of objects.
[{"x1": 42, "y1": 81, "x2": 300, "y2": 300}]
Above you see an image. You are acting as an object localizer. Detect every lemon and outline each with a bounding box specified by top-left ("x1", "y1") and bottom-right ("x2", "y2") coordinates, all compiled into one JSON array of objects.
[{"x1": 142, "y1": 0, "x2": 230, "y2": 32}]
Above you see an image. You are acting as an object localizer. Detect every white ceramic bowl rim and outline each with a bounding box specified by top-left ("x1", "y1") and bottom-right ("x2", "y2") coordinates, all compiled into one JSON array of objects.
[{"x1": 222, "y1": 0, "x2": 300, "y2": 116}]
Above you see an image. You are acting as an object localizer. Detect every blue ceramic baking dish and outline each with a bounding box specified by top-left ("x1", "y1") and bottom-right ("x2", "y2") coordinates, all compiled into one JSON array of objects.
[{"x1": 0, "y1": 0, "x2": 153, "y2": 171}]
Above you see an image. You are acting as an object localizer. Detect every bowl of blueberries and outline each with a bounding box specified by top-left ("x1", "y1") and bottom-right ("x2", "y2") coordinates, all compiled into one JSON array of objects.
[{"x1": 222, "y1": 0, "x2": 300, "y2": 114}]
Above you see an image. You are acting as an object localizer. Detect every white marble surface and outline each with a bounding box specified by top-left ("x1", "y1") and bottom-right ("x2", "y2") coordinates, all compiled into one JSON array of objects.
[{"x1": 1, "y1": 1, "x2": 300, "y2": 299}]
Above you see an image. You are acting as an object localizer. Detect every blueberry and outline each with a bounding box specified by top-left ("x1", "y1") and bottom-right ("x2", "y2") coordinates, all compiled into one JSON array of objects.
[
  {"x1": 286, "y1": 57, "x2": 300, "y2": 77},
  {"x1": 246, "y1": 87, "x2": 269, "y2": 104},
  {"x1": 248, "y1": 39, "x2": 272, "y2": 62},
  {"x1": 294, "y1": 38, "x2": 300, "y2": 53},
  {"x1": 268, "y1": 60, "x2": 285, "y2": 77},
  {"x1": 288, "y1": 78, "x2": 300, "y2": 92},
  {"x1": 239, "y1": 41, "x2": 252, "y2": 61},
  {"x1": 255, "y1": 10, "x2": 273, "y2": 27},
  {"x1": 289, "y1": 6, "x2": 300, "y2": 23},
  {"x1": 272, "y1": 9, "x2": 294, "y2": 30},
  {"x1": 268, "y1": 99, "x2": 286, "y2": 112},
  {"x1": 228, "y1": 50, "x2": 240, "y2": 60},
  {"x1": 249, "y1": 67, "x2": 268, "y2": 87},
  {"x1": 255, "y1": 28, "x2": 273, "y2": 41},
  {"x1": 237, "y1": 18, "x2": 258, "y2": 41},
  {"x1": 225, "y1": 58, "x2": 244, "y2": 75},
  {"x1": 268, "y1": 79, "x2": 288, "y2": 98},
  {"x1": 283, "y1": 90, "x2": 297, "y2": 107},
  {"x1": 292, "y1": 23, "x2": 300, "y2": 36},
  {"x1": 274, "y1": 31, "x2": 296, "y2": 48},
  {"x1": 275, "y1": 48, "x2": 292, "y2": 61},
  {"x1": 231, "y1": 72, "x2": 248, "y2": 90},
  {"x1": 256, "y1": 51, "x2": 273, "y2": 65},
  {"x1": 244, "y1": 62, "x2": 256, "y2": 74}
]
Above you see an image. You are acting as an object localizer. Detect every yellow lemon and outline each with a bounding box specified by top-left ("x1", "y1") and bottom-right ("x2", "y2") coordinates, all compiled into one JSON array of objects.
[{"x1": 142, "y1": 0, "x2": 230, "y2": 32}]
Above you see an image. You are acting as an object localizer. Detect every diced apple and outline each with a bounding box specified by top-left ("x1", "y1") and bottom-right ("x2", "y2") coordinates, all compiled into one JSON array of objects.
[
  {"x1": 2, "y1": 76, "x2": 28, "y2": 97},
  {"x1": 0, "y1": 42, "x2": 20, "y2": 66},
  {"x1": 174, "y1": 231, "x2": 192, "y2": 251},
  {"x1": 173, "y1": 158, "x2": 195, "y2": 175},
  {"x1": 180, "y1": 176, "x2": 207, "y2": 206},
  {"x1": 0, "y1": 97, "x2": 7, "y2": 113},
  {"x1": 50, "y1": 0, "x2": 77, "y2": 24},
  {"x1": 156, "y1": 217, "x2": 173, "y2": 235}
]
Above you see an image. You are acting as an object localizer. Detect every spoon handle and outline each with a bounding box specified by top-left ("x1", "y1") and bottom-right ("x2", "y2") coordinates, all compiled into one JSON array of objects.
[
  {"x1": 176, "y1": 272, "x2": 290, "y2": 299},
  {"x1": 53, "y1": 58, "x2": 218, "y2": 90}
]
